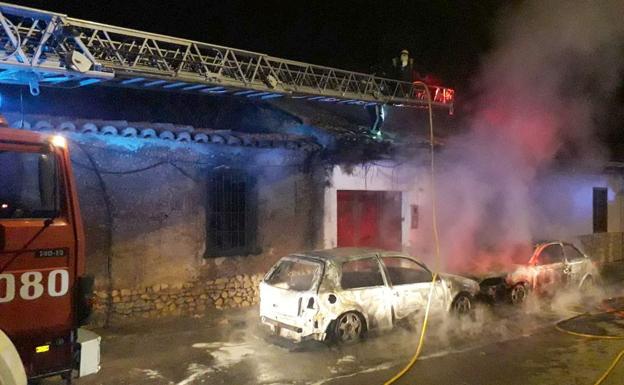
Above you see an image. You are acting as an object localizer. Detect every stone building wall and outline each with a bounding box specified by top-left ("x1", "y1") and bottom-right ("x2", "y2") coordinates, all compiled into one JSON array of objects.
[
  {"x1": 578, "y1": 232, "x2": 624, "y2": 264},
  {"x1": 7, "y1": 115, "x2": 326, "y2": 324},
  {"x1": 66, "y1": 132, "x2": 325, "y2": 323},
  {"x1": 92, "y1": 273, "x2": 264, "y2": 325}
]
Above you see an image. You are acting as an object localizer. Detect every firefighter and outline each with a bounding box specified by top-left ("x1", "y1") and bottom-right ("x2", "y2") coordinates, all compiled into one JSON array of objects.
[{"x1": 392, "y1": 49, "x2": 416, "y2": 83}]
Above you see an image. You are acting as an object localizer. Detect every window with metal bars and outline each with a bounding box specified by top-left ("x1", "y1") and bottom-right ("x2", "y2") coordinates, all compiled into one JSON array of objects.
[{"x1": 205, "y1": 168, "x2": 258, "y2": 256}]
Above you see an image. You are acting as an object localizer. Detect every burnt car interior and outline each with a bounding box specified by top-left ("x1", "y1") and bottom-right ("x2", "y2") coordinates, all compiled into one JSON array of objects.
[
  {"x1": 266, "y1": 259, "x2": 320, "y2": 291},
  {"x1": 537, "y1": 244, "x2": 563, "y2": 265},
  {"x1": 382, "y1": 257, "x2": 433, "y2": 285},
  {"x1": 341, "y1": 258, "x2": 385, "y2": 289}
]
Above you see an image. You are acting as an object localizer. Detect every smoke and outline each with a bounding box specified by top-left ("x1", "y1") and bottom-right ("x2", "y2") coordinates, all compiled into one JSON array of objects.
[{"x1": 418, "y1": 0, "x2": 624, "y2": 272}]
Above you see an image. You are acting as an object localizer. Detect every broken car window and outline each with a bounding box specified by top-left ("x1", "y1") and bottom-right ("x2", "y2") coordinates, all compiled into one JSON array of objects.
[
  {"x1": 563, "y1": 244, "x2": 585, "y2": 262},
  {"x1": 265, "y1": 258, "x2": 322, "y2": 291},
  {"x1": 341, "y1": 258, "x2": 385, "y2": 289},
  {"x1": 538, "y1": 244, "x2": 564, "y2": 265},
  {"x1": 382, "y1": 257, "x2": 432, "y2": 285}
]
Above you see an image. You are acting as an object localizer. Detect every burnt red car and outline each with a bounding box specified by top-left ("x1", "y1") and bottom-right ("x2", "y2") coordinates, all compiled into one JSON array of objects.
[{"x1": 477, "y1": 241, "x2": 598, "y2": 304}]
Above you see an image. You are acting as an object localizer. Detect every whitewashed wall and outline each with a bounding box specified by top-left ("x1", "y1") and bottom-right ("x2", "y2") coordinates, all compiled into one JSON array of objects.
[
  {"x1": 322, "y1": 162, "x2": 624, "y2": 255},
  {"x1": 323, "y1": 162, "x2": 428, "y2": 250}
]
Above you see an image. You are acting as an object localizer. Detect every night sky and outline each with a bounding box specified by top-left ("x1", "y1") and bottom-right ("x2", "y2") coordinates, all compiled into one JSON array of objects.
[
  {"x1": 8, "y1": 0, "x2": 624, "y2": 156},
  {"x1": 11, "y1": 0, "x2": 509, "y2": 89}
]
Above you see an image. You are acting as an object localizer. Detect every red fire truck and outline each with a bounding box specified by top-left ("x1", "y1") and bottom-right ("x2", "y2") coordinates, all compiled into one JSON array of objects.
[{"x1": 0, "y1": 126, "x2": 100, "y2": 384}]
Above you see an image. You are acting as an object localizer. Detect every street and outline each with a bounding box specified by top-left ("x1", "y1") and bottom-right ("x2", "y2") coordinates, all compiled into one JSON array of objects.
[{"x1": 73, "y1": 287, "x2": 624, "y2": 385}]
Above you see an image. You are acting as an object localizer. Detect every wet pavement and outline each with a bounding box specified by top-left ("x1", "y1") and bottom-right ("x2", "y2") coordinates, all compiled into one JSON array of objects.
[{"x1": 65, "y1": 285, "x2": 624, "y2": 385}]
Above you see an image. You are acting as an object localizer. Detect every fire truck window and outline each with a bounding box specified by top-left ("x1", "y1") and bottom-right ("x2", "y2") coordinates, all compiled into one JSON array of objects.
[
  {"x1": 382, "y1": 257, "x2": 432, "y2": 285},
  {"x1": 0, "y1": 151, "x2": 59, "y2": 219},
  {"x1": 538, "y1": 244, "x2": 564, "y2": 265},
  {"x1": 341, "y1": 258, "x2": 385, "y2": 289},
  {"x1": 563, "y1": 245, "x2": 585, "y2": 262}
]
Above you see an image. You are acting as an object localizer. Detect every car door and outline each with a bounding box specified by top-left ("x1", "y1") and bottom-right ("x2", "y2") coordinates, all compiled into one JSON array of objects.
[
  {"x1": 562, "y1": 244, "x2": 590, "y2": 285},
  {"x1": 380, "y1": 256, "x2": 445, "y2": 320},
  {"x1": 339, "y1": 257, "x2": 393, "y2": 330},
  {"x1": 533, "y1": 243, "x2": 565, "y2": 294}
]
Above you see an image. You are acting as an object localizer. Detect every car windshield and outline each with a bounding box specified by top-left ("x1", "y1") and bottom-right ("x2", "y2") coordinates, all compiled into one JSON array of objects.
[
  {"x1": 265, "y1": 257, "x2": 322, "y2": 291},
  {"x1": 0, "y1": 150, "x2": 59, "y2": 219}
]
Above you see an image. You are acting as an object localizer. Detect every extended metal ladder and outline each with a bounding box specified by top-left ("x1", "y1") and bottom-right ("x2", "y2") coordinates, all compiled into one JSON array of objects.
[{"x1": 0, "y1": 2, "x2": 454, "y2": 110}]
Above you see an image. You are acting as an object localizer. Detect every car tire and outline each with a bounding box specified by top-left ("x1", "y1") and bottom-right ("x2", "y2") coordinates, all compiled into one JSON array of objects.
[
  {"x1": 508, "y1": 283, "x2": 528, "y2": 305},
  {"x1": 331, "y1": 311, "x2": 366, "y2": 344},
  {"x1": 451, "y1": 293, "x2": 473, "y2": 316}
]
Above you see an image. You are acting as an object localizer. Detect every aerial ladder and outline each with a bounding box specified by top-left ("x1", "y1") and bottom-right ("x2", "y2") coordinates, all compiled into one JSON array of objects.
[{"x1": 0, "y1": 2, "x2": 454, "y2": 115}]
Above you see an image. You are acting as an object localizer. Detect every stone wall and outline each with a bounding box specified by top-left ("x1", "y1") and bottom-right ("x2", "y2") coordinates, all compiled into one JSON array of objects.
[
  {"x1": 59, "y1": 128, "x2": 324, "y2": 289},
  {"x1": 10, "y1": 117, "x2": 327, "y2": 325},
  {"x1": 578, "y1": 232, "x2": 624, "y2": 264},
  {"x1": 92, "y1": 273, "x2": 264, "y2": 325}
]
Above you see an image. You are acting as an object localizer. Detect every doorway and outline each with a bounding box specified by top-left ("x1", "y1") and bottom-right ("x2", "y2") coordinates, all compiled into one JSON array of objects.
[{"x1": 337, "y1": 190, "x2": 402, "y2": 250}]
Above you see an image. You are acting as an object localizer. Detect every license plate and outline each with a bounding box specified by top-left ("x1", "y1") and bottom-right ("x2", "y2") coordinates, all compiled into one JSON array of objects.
[
  {"x1": 35, "y1": 248, "x2": 68, "y2": 258},
  {"x1": 279, "y1": 327, "x2": 301, "y2": 341}
]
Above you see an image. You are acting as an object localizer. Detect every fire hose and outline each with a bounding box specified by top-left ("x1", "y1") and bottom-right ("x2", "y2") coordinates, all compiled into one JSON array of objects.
[
  {"x1": 555, "y1": 307, "x2": 624, "y2": 385},
  {"x1": 384, "y1": 82, "x2": 440, "y2": 385}
]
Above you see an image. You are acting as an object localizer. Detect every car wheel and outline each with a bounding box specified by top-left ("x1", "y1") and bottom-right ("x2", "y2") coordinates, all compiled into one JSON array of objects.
[
  {"x1": 451, "y1": 293, "x2": 472, "y2": 315},
  {"x1": 508, "y1": 283, "x2": 528, "y2": 305},
  {"x1": 333, "y1": 312, "x2": 365, "y2": 343}
]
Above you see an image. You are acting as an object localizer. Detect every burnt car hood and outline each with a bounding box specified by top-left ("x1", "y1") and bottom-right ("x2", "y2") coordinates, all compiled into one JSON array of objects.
[
  {"x1": 438, "y1": 273, "x2": 480, "y2": 294},
  {"x1": 462, "y1": 264, "x2": 526, "y2": 282}
]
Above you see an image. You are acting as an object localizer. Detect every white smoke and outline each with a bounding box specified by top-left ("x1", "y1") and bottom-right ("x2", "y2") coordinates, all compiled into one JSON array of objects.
[{"x1": 415, "y1": 0, "x2": 624, "y2": 272}]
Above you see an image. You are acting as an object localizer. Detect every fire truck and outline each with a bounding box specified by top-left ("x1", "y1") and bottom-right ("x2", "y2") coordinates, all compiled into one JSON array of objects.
[{"x1": 0, "y1": 124, "x2": 100, "y2": 384}]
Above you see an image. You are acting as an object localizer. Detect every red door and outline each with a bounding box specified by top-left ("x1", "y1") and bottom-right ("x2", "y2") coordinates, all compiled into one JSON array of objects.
[{"x1": 337, "y1": 190, "x2": 402, "y2": 250}]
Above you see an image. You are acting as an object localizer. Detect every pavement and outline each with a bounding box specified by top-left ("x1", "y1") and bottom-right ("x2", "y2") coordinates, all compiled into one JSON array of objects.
[{"x1": 63, "y1": 268, "x2": 624, "y2": 385}]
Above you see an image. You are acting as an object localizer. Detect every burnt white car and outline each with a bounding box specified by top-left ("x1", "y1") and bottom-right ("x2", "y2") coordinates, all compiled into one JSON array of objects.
[
  {"x1": 259, "y1": 248, "x2": 479, "y2": 343},
  {"x1": 478, "y1": 241, "x2": 598, "y2": 304}
]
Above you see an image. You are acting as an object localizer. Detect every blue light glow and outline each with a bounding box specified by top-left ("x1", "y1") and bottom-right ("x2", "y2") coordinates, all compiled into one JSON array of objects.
[
  {"x1": 41, "y1": 76, "x2": 72, "y2": 84},
  {"x1": 260, "y1": 93, "x2": 283, "y2": 100},
  {"x1": 143, "y1": 80, "x2": 167, "y2": 87},
  {"x1": 182, "y1": 84, "x2": 207, "y2": 91},
  {"x1": 200, "y1": 86, "x2": 225, "y2": 93},
  {"x1": 78, "y1": 78, "x2": 102, "y2": 87},
  {"x1": 233, "y1": 90, "x2": 255, "y2": 96},
  {"x1": 121, "y1": 77, "x2": 146, "y2": 85}
]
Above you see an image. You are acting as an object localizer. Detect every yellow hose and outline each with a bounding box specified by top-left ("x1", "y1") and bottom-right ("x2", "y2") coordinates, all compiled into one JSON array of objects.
[
  {"x1": 555, "y1": 312, "x2": 624, "y2": 384},
  {"x1": 593, "y1": 349, "x2": 624, "y2": 385},
  {"x1": 384, "y1": 82, "x2": 439, "y2": 385},
  {"x1": 383, "y1": 273, "x2": 438, "y2": 385}
]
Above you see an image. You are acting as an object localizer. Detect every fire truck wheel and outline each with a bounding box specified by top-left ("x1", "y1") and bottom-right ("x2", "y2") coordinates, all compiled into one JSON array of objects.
[{"x1": 61, "y1": 370, "x2": 73, "y2": 385}]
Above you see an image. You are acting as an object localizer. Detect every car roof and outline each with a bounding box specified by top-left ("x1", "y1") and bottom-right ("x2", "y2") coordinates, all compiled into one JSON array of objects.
[
  {"x1": 534, "y1": 240, "x2": 578, "y2": 248},
  {"x1": 292, "y1": 247, "x2": 400, "y2": 263}
]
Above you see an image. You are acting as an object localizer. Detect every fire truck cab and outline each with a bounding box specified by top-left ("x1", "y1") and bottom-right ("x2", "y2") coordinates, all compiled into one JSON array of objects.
[{"x1": 0, "y1": 127, "x2": 100, "y2": 384}]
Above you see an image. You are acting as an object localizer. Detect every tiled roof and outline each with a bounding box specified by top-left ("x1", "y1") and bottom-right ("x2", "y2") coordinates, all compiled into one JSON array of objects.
[{"x1": 6, "y1": 114, "x2": 322, "y2": 152}]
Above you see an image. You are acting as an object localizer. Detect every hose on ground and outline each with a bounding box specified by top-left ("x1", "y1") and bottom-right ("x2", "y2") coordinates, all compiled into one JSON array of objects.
[{"x1": 555, "y1": 310, "x2": 624, "y2": 385}]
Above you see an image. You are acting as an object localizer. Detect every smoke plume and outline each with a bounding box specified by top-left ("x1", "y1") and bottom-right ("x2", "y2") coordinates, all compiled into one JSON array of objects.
[{"x1": 418, "y1": 0, "x2": 624, "y2": 272}]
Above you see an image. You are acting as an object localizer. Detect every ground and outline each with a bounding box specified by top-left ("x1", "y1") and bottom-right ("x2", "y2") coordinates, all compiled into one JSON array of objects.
[{"x1": 67, "y1": 270, "x2": 624, "y2": 385}]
